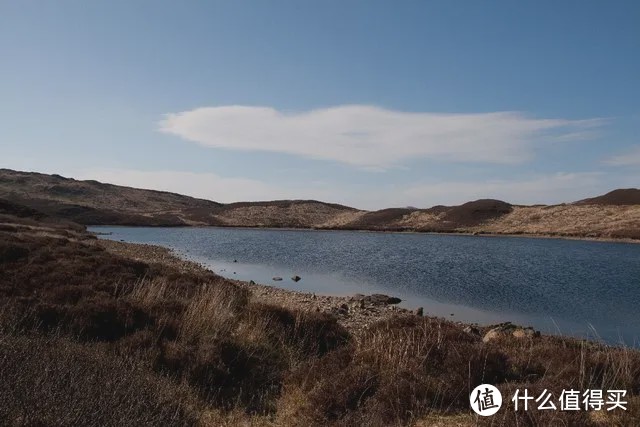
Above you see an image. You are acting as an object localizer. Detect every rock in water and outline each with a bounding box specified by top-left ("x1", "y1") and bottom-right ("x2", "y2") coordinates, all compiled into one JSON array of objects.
[
  {"x1": 291, "y1": 275, "x2": 301, "y2": 282},
  {"x1": 272, "y1": 276, "x2": 283, "y2": 281}
]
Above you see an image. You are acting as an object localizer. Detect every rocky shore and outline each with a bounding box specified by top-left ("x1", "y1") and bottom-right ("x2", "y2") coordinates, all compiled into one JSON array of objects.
[
  {"x1": 96, "y1": 239, "x2": 540, "y2": 340},
  {"x1": 96, "y1": 239, "x2": 421, "y2": 335}
]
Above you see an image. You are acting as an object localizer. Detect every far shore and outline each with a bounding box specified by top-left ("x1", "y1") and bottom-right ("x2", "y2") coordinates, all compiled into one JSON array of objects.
[{"x1": 89, "y1": 223, "x2": 640, "y2": 245}]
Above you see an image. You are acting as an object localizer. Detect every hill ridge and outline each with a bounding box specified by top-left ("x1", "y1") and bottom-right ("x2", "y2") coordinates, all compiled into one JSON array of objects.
[{"x1": 0, "y1": 169, "x2": 638, "y2": 240}]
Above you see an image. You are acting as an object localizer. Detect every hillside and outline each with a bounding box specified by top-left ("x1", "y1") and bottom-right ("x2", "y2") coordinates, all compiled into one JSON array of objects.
[
  {"x1": 323, "y1": 198, "x2": 640, "y2": 240},
  {"x1": 1, "y1": 169, "x2": 639, "y2": 241},
  {"x1": 1, "y1": 209, "x2": 639, "y2": 425},
  {"x1": 575, "y1": 188, "x2": 640, "y2": 206},
  {"x1": 0, "y1": 169, "x2": 355, "y2": 227},
  {"x1": 0, "y1": 169, "x2": 224, "y2": 226}
]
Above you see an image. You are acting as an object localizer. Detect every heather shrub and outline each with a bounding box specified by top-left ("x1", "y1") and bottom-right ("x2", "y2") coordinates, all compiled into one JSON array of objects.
[{"x1": 0, "y1": 333, "x2": 199, "y2": 426}]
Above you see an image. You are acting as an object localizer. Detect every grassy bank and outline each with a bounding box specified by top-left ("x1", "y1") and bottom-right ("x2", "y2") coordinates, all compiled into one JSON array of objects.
[{"x1": 1, "y1": 213, "x2": 639, "y2": 426}]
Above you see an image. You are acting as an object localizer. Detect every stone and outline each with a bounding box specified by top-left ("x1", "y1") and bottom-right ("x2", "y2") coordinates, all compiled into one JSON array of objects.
[
  {"x1": 272, "y1": 277, "x2": 283, "y2": 281},
  {"x1": 512, "y1": 327, "x2": 539, "y2": 339},
  {"x1": 463, "y1": 326, "x2": 481, "y2": 337},
  {"x1": 483, "y1": 327, "x2": 507, "y2": 343},
  {"x1": 483, "y1": 325, "x2": 540, "y2": 342},
  {"x1": 414, "y1": 307, "x2": 424, "y2": 316},
  {"x1": 291, "y1": 275, "x2": 302, "y2": 282}
]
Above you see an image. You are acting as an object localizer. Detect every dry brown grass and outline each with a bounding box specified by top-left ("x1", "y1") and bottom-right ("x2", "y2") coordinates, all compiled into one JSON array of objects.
[
  {"x1": 1, "y1": 215, "x2": 639, "y2": 426},
  {"x1": 215, "y1": 202, "x2": 356, "y2": 228},
  {"x1": 276, "y1": 316, "x2": 640, "y2": 426},
  {"x1": 0, "y1": 332, "x2": 200, "y2": 426},
  {"x1": 473, "y1": 204, "x2": 640, "y2": 239}
]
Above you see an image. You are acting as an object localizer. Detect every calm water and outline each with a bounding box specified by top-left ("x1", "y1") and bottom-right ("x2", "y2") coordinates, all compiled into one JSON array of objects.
[{"x1": 91, "y1": 226, "x2": 640, "y2": 346}]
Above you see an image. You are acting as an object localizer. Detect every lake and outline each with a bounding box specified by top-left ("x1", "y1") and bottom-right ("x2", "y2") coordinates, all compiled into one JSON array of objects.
[{"x1": 91, "y1": 226, "x2": 640, "y2": 346}]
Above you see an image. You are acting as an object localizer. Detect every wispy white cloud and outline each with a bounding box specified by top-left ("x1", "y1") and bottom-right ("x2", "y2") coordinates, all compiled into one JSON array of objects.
[
  {"x1": 75, "y1": 168, "x2": 609, "y2": 210},
  {"x1": 604, "y1": 145, "x2": 640, "y2": 166},
  {"x1": 158, "y1": 105, "x2": 603, "y2": 169}
]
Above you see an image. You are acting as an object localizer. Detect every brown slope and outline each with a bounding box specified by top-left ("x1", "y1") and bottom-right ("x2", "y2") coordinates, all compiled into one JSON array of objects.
[
  {"x1": 332, "y1": 200, "x2": 513, "y2": 232},
  {"x1": 332, "y1": 208, "x2": 418, "y2": 231},
  {"x1": 0, "y1": 198, "x2": 47, "y2": 220},
  {"x1": 574, "y1": 188, "x2": 640, "y2": 206},
  {"x1": 213, "y1": 200, "x2": 360, "y2": 228},
  {"x1": 473, "y1": 204, "x2": 640, "y2": 240},
  {"x1": 0, "y1": 169, "x2": 224, "y2": 226},
  {"x1": 2, "y1": 169, "x2": 639, "y2": 239},
  {"x1": 433, "y1": 199, "x2": 513, "y2": 228},
  {"x1": 0, "y1": 169, "x2": 360, "y2": 227}
]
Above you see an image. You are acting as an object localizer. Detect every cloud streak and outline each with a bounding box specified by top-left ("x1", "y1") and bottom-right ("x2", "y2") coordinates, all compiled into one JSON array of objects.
[
  {"x1": 158, "y1": 105, "x2": 603, "y2": 169},
  {"x1": 604, "y1": 145, "x2": 640, "y2": 167}
]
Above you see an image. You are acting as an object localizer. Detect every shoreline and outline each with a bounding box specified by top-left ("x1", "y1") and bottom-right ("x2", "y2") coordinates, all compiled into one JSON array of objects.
[
  {"x1": 89, "y1": 224, "x2": 640, "y2": 245},
  {"x1": 95, "y1": 239, "x2": 425, "y2": 335},
  {"x1": 94, "y1": 237, "x2": 618, "y2": 346}
]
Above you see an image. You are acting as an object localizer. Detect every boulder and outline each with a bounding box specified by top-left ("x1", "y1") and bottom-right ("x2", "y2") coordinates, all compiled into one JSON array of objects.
[
  {"x1": 482, "y1": 323, "x2": 516, "y2": 343},
  {"x1": 463, "y1": 325, "x2": 481, "y2": 337},
  {"x1": 483, "y1": 323, "x2": 539, "y2": 343},
  {"x1": 291, "y1": 275, "x2": 301, "y2": 282},
  {"x1": 483, "y1": 327, "x2": 508, "y2": 343},
  {"x1": 512, "y1": 327, "x2": 540, "y2": 339}
]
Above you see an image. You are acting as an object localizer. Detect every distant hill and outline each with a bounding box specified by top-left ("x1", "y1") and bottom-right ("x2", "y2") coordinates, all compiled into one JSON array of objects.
[
  {"x1": 0, "y1": 169, "x2": 224, "y2": 226},
  {"x1": 575, "y1": 189, "x2": 640, "y2": 206},
  {"x1": 0, "y1": 169, "x2": 638, "y2": 240},
  {"x1": 0, "y1": 169, "x2": 357, "y2": 227}
]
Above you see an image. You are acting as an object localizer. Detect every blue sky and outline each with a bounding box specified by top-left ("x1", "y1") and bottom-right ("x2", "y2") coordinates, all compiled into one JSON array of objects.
[{"x1": 1, "y1": 1, "x2": 638, "y2": 209}]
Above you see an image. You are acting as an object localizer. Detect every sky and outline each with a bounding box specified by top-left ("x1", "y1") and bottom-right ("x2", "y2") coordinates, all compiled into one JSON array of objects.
[{"x1": 1, "y1": 1, "x2": 639, "y2": 209}]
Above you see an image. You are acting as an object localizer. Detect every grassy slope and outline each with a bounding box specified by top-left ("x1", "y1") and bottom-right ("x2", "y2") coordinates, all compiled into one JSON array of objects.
[
  {"x1": 0, "y1": 169, "x2": 355, "y2": 228},
  {"x1": 1, "y1": 168, "x2": 639, "y2": 240},
  {"x1": 0, "y1": 209, "x2": 639, "y2": 426}
]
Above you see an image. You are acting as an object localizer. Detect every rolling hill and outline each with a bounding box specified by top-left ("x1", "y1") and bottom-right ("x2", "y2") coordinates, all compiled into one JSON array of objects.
[{"x1": 1, "y1": 168, "x2": 638, "y2": 240}]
